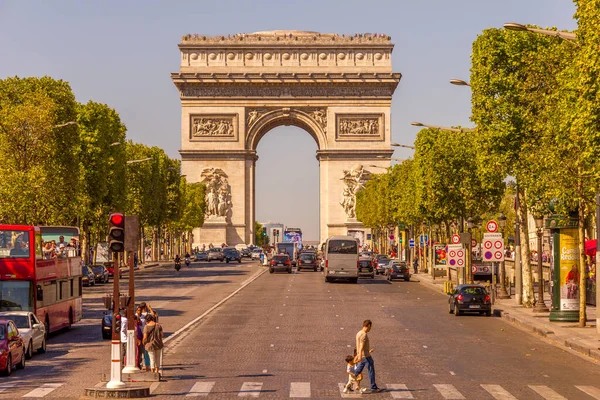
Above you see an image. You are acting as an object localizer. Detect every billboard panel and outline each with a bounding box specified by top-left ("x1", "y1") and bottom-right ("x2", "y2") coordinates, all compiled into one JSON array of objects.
[{"x1": 283, "y1": 228, "x2": 302, "y2": 248}]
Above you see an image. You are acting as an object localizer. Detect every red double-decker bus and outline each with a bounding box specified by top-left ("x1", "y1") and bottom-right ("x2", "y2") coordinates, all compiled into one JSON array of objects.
[{"x1": 0, "y1": 225, "x2": 83, "y2": 334}]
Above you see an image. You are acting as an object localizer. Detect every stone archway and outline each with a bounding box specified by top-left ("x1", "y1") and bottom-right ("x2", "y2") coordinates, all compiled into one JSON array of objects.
[{"x1": 172, "y1": 31, "x2": 401, "y2": 246}]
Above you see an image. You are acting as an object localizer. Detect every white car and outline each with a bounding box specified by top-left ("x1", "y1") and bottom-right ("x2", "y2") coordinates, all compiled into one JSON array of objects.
[
  {"x1": 0, "y1": 312, "x2": 46, "y2": 359},
  {"x1": 251, "y1": 249, "x2": 262, "y2": 259}
]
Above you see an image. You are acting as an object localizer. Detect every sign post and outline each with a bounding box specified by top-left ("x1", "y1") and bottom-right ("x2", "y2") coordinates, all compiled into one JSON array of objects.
[
  {"x1": 123, "y1": 216, "x2": 139, "y2": 375},
  {"x1": 447, "y1": 244, "x2": 465, "y2": 285}
]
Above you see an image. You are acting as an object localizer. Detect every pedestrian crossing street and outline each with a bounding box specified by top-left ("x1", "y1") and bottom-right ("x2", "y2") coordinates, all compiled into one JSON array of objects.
[{"x1": 2, "y1": 381, "x2": 600, "y2": 398}]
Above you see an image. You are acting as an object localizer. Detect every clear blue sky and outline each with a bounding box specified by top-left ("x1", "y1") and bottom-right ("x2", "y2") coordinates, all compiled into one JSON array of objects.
[{"x1": 0, "y1": 1, "x2": 577, "y2": 241}]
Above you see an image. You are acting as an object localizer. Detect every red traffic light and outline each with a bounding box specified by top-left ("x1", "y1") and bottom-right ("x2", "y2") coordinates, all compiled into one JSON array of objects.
[{"x1": 110, "y1": 213, "x2": 124, "y2": 226}]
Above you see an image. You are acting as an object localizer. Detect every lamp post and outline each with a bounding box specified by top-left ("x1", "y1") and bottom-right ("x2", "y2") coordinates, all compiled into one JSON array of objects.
[
  {"x1": 391, "y1": 143, "x2": 416, "y2": 150},
  {"x1": 533, "y1": 216, "x2": 550, "y2": 312},
  {"x1": 497, "y1": 213, "x2": 511, "y2": 299},
  {"x1": 411, "y1": 121, "x2": 476, "y2": 133},
  {"x1": 503, "y1": 22, "x2": 577, "y2": 41},
  {"x1": 466, "y1": 217, "x2": 474, "y2": 283},
  {"x1": 421, "y1": 221, "x2": 427, "y2": 273},
  {"x1": 449, "y1": 79, "x2": 470, "y2": 87}
]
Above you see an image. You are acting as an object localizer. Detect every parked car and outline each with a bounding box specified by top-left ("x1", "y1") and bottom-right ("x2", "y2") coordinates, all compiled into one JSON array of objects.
[
  {"x1": 82, "y1": 265, "x2": 96, "y2": 286},
  {"x1": 386, "y1": 262, "x2": 410, "y2": 282},
  {"x1": 105, "y1": 264, "x2": 123, "y2": 280},
  {"x1": 91, "y1": 265, "x2": 110, "y2": 284},
  {"x1": 251, "y1": 249, "x2": 263, "y2": 260},
  {"x1": 270, "y1": 254, "x2": 292, "y2": 274},
  {"x1": 448, "y1": 284, "x2": 492, "y2": 316},
  {"x1": 358, "y1": 258, "x2": 375, "y2": 279},
  {"x1": 101, "y1": 313, "x2": 112, "y2": 339},
  {"x1": 0, "y1": 312, "x2": 46, "y2": 359},
  {"x1": 374, "y1": 256, "x2": 391, "y2": 275},
  {"x1": 360, "y1": 251, "x2": 375, "y2": 259},
  {"x1": 241, "y1": 248, "x2": 252, "y2": 258},
  {"x1": 0, "y1": 319, "x2": 25, "y2": 375},
  {"x1": 195, "y1": 251, "x2": 208, "y2": 262},
  {"x1": 297, "y1": 252, "x2": 318, "y2": 271},
  {"x1": 207, "y1": 248, "x2": 225, "y2": 262},
  {"x1": 223, "y1": 248, "x2": 242, "y2": 263}
]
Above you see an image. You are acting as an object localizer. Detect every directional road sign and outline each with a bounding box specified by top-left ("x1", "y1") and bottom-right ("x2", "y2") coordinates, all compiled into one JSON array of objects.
[
  {"x1": 409, "y1": 239, "x2": 415, "y2": 248},
  {"x1": 482, "y1": 232, "x2": 504, "y2": 262}
]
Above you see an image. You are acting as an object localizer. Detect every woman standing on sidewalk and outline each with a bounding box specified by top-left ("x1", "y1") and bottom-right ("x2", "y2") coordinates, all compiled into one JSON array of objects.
[{"x1": 142, "y1": 314, "x2": 164, "y2": 374}]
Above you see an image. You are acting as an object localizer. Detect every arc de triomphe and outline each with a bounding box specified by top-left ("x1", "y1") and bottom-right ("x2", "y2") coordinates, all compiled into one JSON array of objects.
[{"x1": 171, "y1": 31, "x2": 401, "y2": 246}]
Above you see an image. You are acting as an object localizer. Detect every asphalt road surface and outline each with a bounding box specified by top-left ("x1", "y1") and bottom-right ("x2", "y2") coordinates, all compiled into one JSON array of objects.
[{"x1": 2, "y1": 261, "x2": 600, "y2": 399}]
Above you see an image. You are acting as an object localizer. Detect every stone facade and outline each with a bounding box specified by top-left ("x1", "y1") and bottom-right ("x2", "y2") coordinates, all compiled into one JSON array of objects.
[{"x1": 172, "y1": 31, "x2": 401, "y2": 246}]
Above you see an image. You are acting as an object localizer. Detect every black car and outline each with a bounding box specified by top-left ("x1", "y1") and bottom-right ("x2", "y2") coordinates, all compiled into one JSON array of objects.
[
  {"x1": 297, "y1": 253, "x2": 318, "y2": 271},
  {"x1": 101, "y1": 314, "x2": 112, "y2": 339},
  {"x1": 386, "y1": 262, "x2": 410, "y2": 281},
  {"x1": 448, "y1": 284, "x2": 492, "y2": 316},
  {"x1": 82, "y1": 266, "x2": 95, "y2": 286},
  {"x1": 374, "y1": 256, "x2": 391, "y2": 275},
  {"x1": 270, "y1": 255, "x2": 292, "y2": 274},
  {"x1": 358, "y1": 258, "x2": 375, "y2": 278},
  {"x1": 91, "y1": 265, "x2": 110, "y2": 284},
  {"x1": 241, "y1": 248, "x2": 252, "y2": 258},
  {"x1": 223, "y1": 248, "x2": 242, "y2": 263},
  {"x1": 195, "y1": 251, "x2": 208, "y2": 262}
]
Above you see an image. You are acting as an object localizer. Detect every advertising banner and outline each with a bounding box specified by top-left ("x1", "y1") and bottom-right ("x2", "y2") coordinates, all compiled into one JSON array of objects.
[
  {"x1": 559, "y1": 228, "x2": 579, "y2": 311},
  {"x1": 434, "y1": 244, "x2": 447, "y2": 267},
  {"x1": 283, "y1": 228, "x2": 302, "y2": 248}
]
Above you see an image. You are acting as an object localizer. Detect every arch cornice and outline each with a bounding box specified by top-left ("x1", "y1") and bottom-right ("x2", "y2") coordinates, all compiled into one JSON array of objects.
[{"x1": 246, "y1": 107, "x2": 327, "y2": 151}]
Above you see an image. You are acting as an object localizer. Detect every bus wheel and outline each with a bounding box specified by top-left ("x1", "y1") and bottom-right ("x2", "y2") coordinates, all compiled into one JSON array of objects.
[{"x1": 44, "y1": 316, "x2": 50, "y2": 339}]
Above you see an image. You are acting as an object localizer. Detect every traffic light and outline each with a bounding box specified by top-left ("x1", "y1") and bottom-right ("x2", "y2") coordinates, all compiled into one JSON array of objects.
[
  {"x1": 113, "y1": 313, "x2": 121, "y2": 334},
  {"x1": 274, "y1": 229, "x2": 279, "y2": 237},
  {"x1": 262, "y1": 227, "x2": 267, "y2": 237},
  {"x1": 108, "y1": 213, "x2": 125, "y2": 252}
]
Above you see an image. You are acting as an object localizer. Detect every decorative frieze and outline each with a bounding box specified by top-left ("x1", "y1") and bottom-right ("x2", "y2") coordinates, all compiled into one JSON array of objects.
[
  {"x1": 181, "y1": 31, "x2": 392, "y2": 45},
  {"x1": 181, "y1": 85, "x2": 396, "y2": 98},
  {"x1": 336, "y1": 114, "x2": 384, "y2": 141},
  {"x1": 190, "y1": 115, "x2": 238, "y2": 141}
]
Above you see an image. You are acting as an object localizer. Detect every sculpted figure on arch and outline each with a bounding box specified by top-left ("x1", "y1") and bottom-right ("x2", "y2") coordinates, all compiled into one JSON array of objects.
[
  {"x1": 340, "y1": 164, "x2": 370, "y2": 219},
  {"x1": 200, "y1": 167, "x2": 231, "y2": 219}
]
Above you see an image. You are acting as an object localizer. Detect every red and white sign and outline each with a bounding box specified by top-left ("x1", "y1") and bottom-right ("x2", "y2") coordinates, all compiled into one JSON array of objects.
[
  {"x1": 447, "y1": 244, "x2": 465, "y2": 268},
  {"x1": 482, "y1": 232, "x2": 504, "y2": 262},
  {"x1": 451, "y1": 234, "x2": 460, "y2": 244},
  {"x1": 486, "y1": 220, "x2": 498, "y2": 233},
  {"x1": 471, "y1": 238, "x2": 477, "y2": 248}
]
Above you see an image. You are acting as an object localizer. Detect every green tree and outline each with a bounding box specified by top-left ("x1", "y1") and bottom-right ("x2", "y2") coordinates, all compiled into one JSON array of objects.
[{"x1": 254, "y1": 221, "x2": 269, "y2": 246}]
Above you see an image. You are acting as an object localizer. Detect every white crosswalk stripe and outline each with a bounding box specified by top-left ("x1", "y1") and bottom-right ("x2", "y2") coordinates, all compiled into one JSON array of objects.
[
  {"x1": 433, "y1": 384, "x2": 465, "y2": 400},
  {"x1": 0, "y1": 383, "x2": 16, "y2": 393},
  {"x1": 529, "y1": 385, "x2": 568, "y2": 400},
  {"x1": 289, "y1": 382, "x2": 310, "y2": 398},
  {"x1": 386, "y1": 383, "x2": 414, "y2": 399},
  {"x1": 338, "y1": 383, "x2": 361, "y2": 398},
  {"x1": 23, "y1": 383, "x2": 63, "y2": 398},
  {"x1": 481, "y1": 385, "x2": 517, "y2": 400},
  {"x1": 238, "y1": 382, "x2": 262, "y2": 398},
  {"x1": 186, "y1": 381, "x2": 216, "y2": 397},
  {"x1": 576, "y1": 386, "x2": 600, "y2": 399}
]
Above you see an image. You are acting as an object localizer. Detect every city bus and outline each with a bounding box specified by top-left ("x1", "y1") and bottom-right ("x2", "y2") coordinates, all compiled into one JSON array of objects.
[{"x1": 0, "y1": 225, "x2": 83, "y2": 334}]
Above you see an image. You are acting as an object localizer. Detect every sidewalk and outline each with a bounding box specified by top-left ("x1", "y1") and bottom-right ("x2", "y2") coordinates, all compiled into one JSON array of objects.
[{"x1": 416, "y1": 272, "x2": 600, "y2": 362}]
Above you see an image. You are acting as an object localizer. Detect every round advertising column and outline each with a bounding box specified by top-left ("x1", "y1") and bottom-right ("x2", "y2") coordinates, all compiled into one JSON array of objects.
[{"x1": 549, "y1": 219, "x2": 580, "y2": 322}]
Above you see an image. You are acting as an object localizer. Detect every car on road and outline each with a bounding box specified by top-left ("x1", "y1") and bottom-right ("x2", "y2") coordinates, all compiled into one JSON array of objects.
[
  {"x1": 448, "y1": 284, "x2": 492, "y2": 316},
  {"x1": 91, "y1": 265, "x2": 110, "y2": 284},
  {"x1": 241, "y1": 248, "x2": 252, "y2": 258},
  {"x1": 195, "y1": 251, "x2": 208, "y2": 262},
  {"x1": 101, "y1": 314, "x2": 112, "y2": 339},
  {"x1": 270, "y1": 254, "x2": 292, "y2": 274},
  {"x1": 82, "y1": 265, "x2": 95, "y2": 286},
  {"x1": 0, "y1": 319, "x2": 26, "y2": 375},
  {"x1": 105, "y1": 264, "x2": 123, "y2": 280},
  {"x1": 358, "y1": 258, "x2": 375, "y2": 279},
  {"x1": 251, "y1": 249, "x2": 263, "y2": 260},
  {"x1": 374, "y1": 256, "x2": 391, "y2": 275},
  {"x1": 360, "y1": 251, "x2": 375, "y2": 259},
  {"x1": 0, "y1": 312, "x2": 46, "y2": 359},
  {"x1": 207, "y1": 248, "x2": 225, "y2": 262},
  {"x1": 323, "y1": 236, "x2": 359, "y2": 283},
  {"x1": 386, "y1": 261, "x2": 410, "y2": 282},
  {"x1": 223, "y1": 247, "x2": 242, "y2": 263},
  {"x1": 297, "y1": 252, "x2": 318, "y2": 271}
]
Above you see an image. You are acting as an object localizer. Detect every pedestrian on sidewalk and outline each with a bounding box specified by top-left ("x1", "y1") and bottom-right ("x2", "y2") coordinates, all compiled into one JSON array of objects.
[
  {"x1": 353, "y1": 319, "x2": 381, "y2": 393},
  {"x1": 413, "y1": 258, "x2": 419, "y2": 275},
  {"x1": 134, "y1": 313, "x2": 144, "y2": 370},
  {"x1": 142, "y1": 314, "x2": 164, "y2": 374},
  {"x1": 120, "y1": 310, "x2": 128, "y2": 364}
]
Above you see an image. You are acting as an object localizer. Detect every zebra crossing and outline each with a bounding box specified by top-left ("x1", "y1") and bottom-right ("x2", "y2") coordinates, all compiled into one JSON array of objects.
[{"x1": 2, "y1": 381, "x2": 600, "y2": 398}]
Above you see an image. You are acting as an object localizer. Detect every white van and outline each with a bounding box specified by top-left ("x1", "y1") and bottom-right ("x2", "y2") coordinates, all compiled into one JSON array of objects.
[{"x1": 323, "y1": 236, "x2": 359, "y2": 283}]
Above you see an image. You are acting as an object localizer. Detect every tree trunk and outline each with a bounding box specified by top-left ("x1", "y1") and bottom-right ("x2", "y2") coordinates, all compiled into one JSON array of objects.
[
  {"x1": 518, "y1": 188, "x2": 534, "y2": 307},
  {"x1": 81, "y1": 224, "x2": 89, "y2": 266},
  {"x1": 152, "y1": 227, "x2": 157, "y2": 262},
  {"x1": 578, "y1": 186, "x2": 587, "y2": 327}
]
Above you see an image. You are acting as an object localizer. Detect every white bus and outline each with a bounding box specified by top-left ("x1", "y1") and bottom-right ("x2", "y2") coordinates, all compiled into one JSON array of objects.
[{"x1": 323, "y1": 236, "x2": 359, "y2": 283}]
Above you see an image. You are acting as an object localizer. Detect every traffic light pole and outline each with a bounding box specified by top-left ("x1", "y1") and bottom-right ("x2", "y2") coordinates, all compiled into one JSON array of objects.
[
  {"x1": 123, "y1": 251, "x2": 137, "y2": 374},
  {"x1": 107, "y1": 252, "x2": 124, "y2": 389}
]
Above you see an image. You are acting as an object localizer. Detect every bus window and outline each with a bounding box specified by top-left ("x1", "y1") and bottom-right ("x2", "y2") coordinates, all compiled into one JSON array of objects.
[
  {"x1": 70, "y1": 279, "x2": 74, "y2": 297},
  {"x1": 78, "y1": 277, "x2": 82, "y2": 297},
  {"x1": 0, "y1": 230, "x2": 31, "y2": 259},
  {"x1": 36, "y1": 285, "x2": 43, "y2": 303},
  {"x1": 0, "y1": 281, "x2": 33, "y2": 312}
]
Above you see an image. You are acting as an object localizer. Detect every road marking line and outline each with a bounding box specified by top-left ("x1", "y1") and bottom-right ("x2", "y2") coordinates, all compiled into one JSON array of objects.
[
  {"x1": 186, "y1": 382, "x2": 215, "y2": 397},
  {"x1": 150, "y1": 382, "x2": 161, "y2": 394},
  {"x1": 576, "y1": 386, "x2": 600, "y2": 399},
  {"x1": 433, "y1": 384, "x2": 465, "y2": 399},
  {"x1": 164, "y1": 267, "x2": 268, "y2": 345},
  {"x1": 0, "y1": 383, "x2": 16, "y2": 393},
  {"x1": 481, "y1": 385, "x2": 517, "y2": 400},
  {"x1": 239, "y1": 382, "x2": 262, "y2": 397},
  {"x1": 338, "y1": 383, "x2": 361, "y2": 398},
  {"x1": 262, "y1": 369, "x2": 267, "y2": 373},
  {"x1": 386, "y1": 383, "x2": 413, "y2": 399},
  {"x1": 289, "y1": 382, "x2": 310, "y2": 398},
  {"x1": 23, "y1": 383, "x2": 63, "y2": 398},
  {"x1": 449, "y1": 371, "x2": 456, "y2": 376},
  {"x1": 528, "y1": 385, "x2": 567, "y2": 400}
]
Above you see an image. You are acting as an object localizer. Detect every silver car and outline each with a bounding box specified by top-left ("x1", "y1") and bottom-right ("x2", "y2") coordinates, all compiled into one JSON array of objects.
[{"x1": 0, "y1": 312, "x2": 46, "y2": 359}]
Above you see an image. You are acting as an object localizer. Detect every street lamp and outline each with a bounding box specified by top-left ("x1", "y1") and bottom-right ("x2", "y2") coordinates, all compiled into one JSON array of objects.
[
  {"x1": 497, "y1": 213, "x2": 511, "y2": 299},
  {"x1": 503, "y1": 22, "x2": 577, "y2": 41},
  {"x1": 533, "y1": 215, "x2": 550, "y2": 312},
  {"x1": 368, "y1": 164, "x2": 389, "y2": 170},
  {"x1": 52, "y1": 121, "x2": 77, "y2": 128},
  {"x1": 391, "y1": 142, "x2": 416, "y2": 150},
  {"x1": 466, "y1": 217, "x2": 475, "y2": 283},
  {"x1": 110, "y1": 142, "x2": 121, "y2": 147},
  {"x1": 449, "y1": 79, "x2": 470, "y2": 86},
  {"x1": 376, "y1": 156, "x2": 405, "y2": 162},
  {"x1": 126, "y1": 157, "x2": 152, "y2": 165},
  {"x1": 411, "y1": 121, "x2": 476, "y2": 133}
]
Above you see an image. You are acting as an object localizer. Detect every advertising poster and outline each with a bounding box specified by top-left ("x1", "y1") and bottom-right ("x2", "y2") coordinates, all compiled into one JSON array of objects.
[
  {"x1": 96, "y1": 242, "x2": 110, "y2": 263},
  {"x1": 434, "y1": 244, "x2": 447, "y2": 267},
  {"x1": 559, "y1": 228, "x2": 579, "y2": 311},
  {"x1": 283, "y1": 228, "x2": 302, "y2": 248},
  {"x1": 348, "y1": 230, "x2": 365, "y2": 250}
]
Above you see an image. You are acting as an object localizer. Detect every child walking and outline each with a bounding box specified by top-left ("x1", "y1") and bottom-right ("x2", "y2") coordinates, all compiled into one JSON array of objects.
[{"x1": 344, "y1": 355, "x2": 363, "y2": 393}]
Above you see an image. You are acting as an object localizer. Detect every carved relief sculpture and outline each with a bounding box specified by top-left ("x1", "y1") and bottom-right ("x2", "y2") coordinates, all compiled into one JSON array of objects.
[
  {"x1": 339, "y1": 117, "x2": 379, "y2": 135},
  {"x1": 192, "y1": 116, "x2": 235, "y2": 137},
  {"x1": 200, "y1": 167, "x2": 231, "y2": 220},
  {"x1": 247, "y1": 109, "x2": 263, "y2": 127},
  {"x1": 340, "y1": 164, "x2": 371, "y2": 219},
  {"x1": 311, "y1": 109, "x2": 327, "y2": 129}
]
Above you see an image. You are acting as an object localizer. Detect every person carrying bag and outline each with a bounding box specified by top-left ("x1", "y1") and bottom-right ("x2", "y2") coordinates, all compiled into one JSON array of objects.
[{"x1": 142, "y1": 314, "x2": 164, "y2": 374}]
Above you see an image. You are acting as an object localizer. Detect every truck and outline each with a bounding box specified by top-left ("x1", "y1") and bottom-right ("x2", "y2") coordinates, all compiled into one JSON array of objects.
[{"x1": 276, "y1": 242, "x2": 298, "y2": 261}]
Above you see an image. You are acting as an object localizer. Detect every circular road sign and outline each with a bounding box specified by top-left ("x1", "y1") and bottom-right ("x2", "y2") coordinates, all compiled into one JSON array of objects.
[
  {"x1": 486, "y1": 220, "x2": 498, "y2": 233},
  {"x1": 484, "y1": 251, "x2": 493, "y2": 260},
  {"x1": 484, "y1": 240, "x2": 493, "y2": 249},
  {"x1": 494, "y1": 240, "x2": 503, "y2": 249},
  {"x1": 458, "y1": 259, "x2": 464, "y2": 266},
  {"x1": 449, "y1": 259, "x2": 456, "y2": 266},
  {"x1": 457, "y1": 250, "x2": 464, "y2": 257},
  {"x1": 471, "y1": 265, "x2": 476, "y2": 272},
  {"x1": 471, "y1": 238, "x2": 477, "y2": 248},
  {"x1": 495, "y1": 251, "x2": 503, "y2": 259},
  {"x1": 449, "y1": 250, "x2": 456, "y2": 257},
  {"x1": 451, "y1": 234, "x2": 460, "y2": 244}
]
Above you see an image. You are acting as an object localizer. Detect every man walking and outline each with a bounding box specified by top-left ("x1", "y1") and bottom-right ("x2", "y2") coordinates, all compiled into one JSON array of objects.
[{"x1": 353, "y1": 320, "x2": 381, "y2": 393}]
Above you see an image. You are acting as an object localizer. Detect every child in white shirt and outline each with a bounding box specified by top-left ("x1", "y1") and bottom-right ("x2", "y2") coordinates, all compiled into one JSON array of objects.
[{"x1": 344, "y1": 355, "x2": 363, "y2": 393}]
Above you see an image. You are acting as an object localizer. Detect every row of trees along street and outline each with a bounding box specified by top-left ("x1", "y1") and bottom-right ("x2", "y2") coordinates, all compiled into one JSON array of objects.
[
  {"x1": 356, "y1": 1, "x2": 600, "y2": 327},
  {"x1": 0, "y1": 76, "x2": 206, "y2": 265}
]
